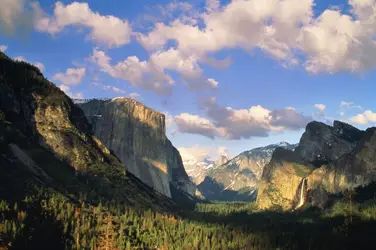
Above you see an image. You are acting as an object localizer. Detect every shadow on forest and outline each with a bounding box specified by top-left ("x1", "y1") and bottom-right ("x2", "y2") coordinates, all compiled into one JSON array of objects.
[{"x1": 184, "y1": 207, "x2": 376, "y2": 249}]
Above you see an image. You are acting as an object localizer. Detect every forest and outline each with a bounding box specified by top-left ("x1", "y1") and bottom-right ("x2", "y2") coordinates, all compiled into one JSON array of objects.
[{"x1": 1, "y1": 183, "x2": 376, "y2": 250}]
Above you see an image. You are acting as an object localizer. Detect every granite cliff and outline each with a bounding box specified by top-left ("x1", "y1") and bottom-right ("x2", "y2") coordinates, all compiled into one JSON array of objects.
[
  {"x1": 257, "y1": 120, "x2": 374, "y2": 211},
  {"x1": 79, "y1": 98, "x2": 196, "y2": 198},
  {"x1": 0, "y1": 51, "x2": 179, "y2": 212}
]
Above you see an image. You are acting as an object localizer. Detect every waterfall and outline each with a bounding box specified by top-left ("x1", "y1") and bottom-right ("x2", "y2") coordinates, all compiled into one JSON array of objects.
[{"x1": 296, "y1": 178, "x2": 307, "y2": 209}]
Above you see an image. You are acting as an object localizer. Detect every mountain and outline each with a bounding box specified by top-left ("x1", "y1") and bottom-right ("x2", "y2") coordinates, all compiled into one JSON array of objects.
[
  {"x1": 183, "y1": 157, "x2": 222, "y2": 185},
  {"x1": 257, "y1": 120, "x2": 372, "y2": 210},
  {"x1": 0, "y1": 51, "x2": 183, "y2": 213},
  {"x1": 197, "y1": 142, "x2": 298, "y2": 201},
  {"x1": 78, "y1": 98, "x2": 197, "y2": 199}
]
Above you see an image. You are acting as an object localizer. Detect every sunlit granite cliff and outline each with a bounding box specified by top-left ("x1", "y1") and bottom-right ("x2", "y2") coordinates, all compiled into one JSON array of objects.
[
  {"x1": 79, "y1": 98, "x2": 196, "y2": 198},
  {"x1": 257, "y1": 120, "x2": 374, "y2": 211}
]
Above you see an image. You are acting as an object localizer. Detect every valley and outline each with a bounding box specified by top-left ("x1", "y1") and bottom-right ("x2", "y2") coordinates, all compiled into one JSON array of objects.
[{"x1": 2, "y1": 11, "x2": 376, "y2": 248}]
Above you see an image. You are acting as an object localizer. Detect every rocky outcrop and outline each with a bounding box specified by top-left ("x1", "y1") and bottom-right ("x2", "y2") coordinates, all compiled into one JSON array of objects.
[
  {"x1": 79, "y1": 98, "x2": 195, "y2": 198},
  {"x1": 257, "y1": 121, "x2": 376, "y2": 211},
  {"x1": 198, "y1": 142, "x2": 297, "y2": 201},
  {"x1": 295, "y1": 121, "x2": 364, "y2": 166},
  {"x1": 257, "y1": 148, "x2": 314, "y2": 210},
  {"x1": 166, "y1": 139, "x2": 196, "y2": 195},
  {"x1": 308, "y1": 127, "x2": 376, "y2": 194},
  {"x1": 0, "y1": 51, "x2": 180, "y2": 212}
]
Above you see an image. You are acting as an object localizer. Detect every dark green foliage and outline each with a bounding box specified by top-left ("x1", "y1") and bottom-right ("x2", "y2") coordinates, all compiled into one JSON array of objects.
[{"x1": 2, "y1": 187, "x2": 376, "y2": 250}]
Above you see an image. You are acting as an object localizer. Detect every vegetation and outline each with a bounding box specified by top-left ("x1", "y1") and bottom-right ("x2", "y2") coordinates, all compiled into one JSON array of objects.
[
  {"x1": 1, "y1": 185, "x2": 376, "y2": 250},
  {"x1": 292, "y1": 163, "x2": 313, "y2": 177}
]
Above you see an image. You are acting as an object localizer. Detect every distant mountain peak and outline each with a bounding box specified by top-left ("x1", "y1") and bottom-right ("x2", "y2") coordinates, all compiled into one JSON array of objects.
[{"x1": 194, "y1": 142, "x2": 298, "y2": 201}]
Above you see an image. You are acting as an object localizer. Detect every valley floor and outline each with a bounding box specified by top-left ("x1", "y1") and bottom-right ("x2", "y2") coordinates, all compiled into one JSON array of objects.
[{"x1": 2, "y1": 187, "x2": 376, "y2": 250}]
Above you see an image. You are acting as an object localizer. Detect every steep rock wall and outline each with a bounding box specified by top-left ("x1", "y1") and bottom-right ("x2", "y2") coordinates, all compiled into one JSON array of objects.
[
  {"x1": 256, "y1": 148, "x2": 314, "y2": 210},
  {"x1": 79, "y1": 98, "x2": 195, "y2": 198},
  {"x1": 257, "y1": 121, "x2": 376, "y2": 211}
]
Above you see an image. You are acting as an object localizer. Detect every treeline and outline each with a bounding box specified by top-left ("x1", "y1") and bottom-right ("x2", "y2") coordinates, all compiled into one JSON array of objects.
[{"x1": 0, "y1": 190, "x2": 272, "y2": 250}]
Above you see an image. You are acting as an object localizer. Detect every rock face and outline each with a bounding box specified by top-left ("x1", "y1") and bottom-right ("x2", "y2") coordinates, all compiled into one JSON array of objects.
[
  {"x1": 0, "y1": 51, "x2": 179, "y2": 212},
  {"x1": 295, "y1": 121, "x2": 364, "y2": 165},
  {"x1": 309, "y1": 127, "x2": 376, "y2": 193},
  {"x1": 165, "y1": 139, "x2": 196, "y2": 195},
  {"x1": 257, "y1": 148, "x2": 313, "y2": 210},
  {"x1": 79, "y1": 98, "x2": 195, "y2": 198},
  {"x1": 257, "y1": 121, "x2": 374, "y2": 211},
  {"x1": 197, "y1": 142, "x2": 297, "y2": 201}
]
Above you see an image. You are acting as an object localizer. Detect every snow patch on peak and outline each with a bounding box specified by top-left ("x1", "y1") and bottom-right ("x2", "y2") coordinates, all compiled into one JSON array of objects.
[{"x1": 276, "y1": 142, "x2": 290, "y2": 147}]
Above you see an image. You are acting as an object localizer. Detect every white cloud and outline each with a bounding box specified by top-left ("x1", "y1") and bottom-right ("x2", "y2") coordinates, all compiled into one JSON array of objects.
[
  {"x1": 34, "y1": 62, "x2": 45, "y2": 72},
  {"x1": 137, "y1": 0, "x2": 376, "y2": 74},
  {"x1": 178, "y1": 145, "x2": 211, "y2": 162},
  {"x1": 207, "y1": 78, "x2": 218, "y2": 88},
  {"x1": 0, "y1": 45, "x2": 7, "y2": 52},
  {"x1": 314, "y1": 104, "x2": 326, "y2": 112},
  {"x1": 103, "y1": 85, "x2": 126, "y2": 94},
  {"x1": 340, "y1": 101, "x2": 355, "y2": 108},
  {"x1": 206, "y1": 0, "x2": 220, "y2": 12},
  {"x1": 58, "y1": 84, "x2": 84, "y2": 99},
  {"x1": 128, "y1": 92, "x2": 141, "y2": 100},
  {"x1": 0, "y1": 0, "x2": 35, "y2": 36},
  {"x1": 70, "y1": 92, "x2": 84, "y2": 99},
  {"x1": 89, "y1": 48, "x2": 174, "y2": 95},
  {"x1": 162, "y1": 111, "x2": 174, "y2": 128},
  {"x1": 14, "y1": 56, "x2": 45, "y2": 72},
  {"x1": 175, "y1": 113, "x2": 225, "y2": 139},
  {"x1": 137, "y1": 0, "x2": 313, "y2": 67},
  {"x1": 339, "y1": 100, "x2": 364, "y2": 117},
  {"x1": 174, "y1": 98, "x2": 311, "y2": 140},
  {"x1": 53, "y1": 67, "x2": 86, "y2": 86},
  {"x1": 217, "y1": 146, "x2": 228, "y2": 156},
  {"x1": 34, "y1": 2, "x2": 132, "y2": 47},
  {"x1": 178, "y1": 145, "x2": 231, "y2": 163},
  {"x1": 59, "y1": 84, "x2": 70, "y2": 92},
  {"x1": 349, "y1": 110, "x2": 376, "y2": 125}
]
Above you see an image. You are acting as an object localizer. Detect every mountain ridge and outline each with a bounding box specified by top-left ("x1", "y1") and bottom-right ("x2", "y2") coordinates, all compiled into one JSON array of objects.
[{"x1": 195, "y1": 142, "x2": 298, "y2": 201}]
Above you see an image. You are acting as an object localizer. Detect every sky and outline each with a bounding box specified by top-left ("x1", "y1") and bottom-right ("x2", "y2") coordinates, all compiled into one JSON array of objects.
[{"x1": 1, "y1": 0, "x2": 376, "y2": 163}]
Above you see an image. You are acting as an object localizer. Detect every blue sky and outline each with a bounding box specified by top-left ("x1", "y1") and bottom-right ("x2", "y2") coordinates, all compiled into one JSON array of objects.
[{"x1": 1, "y1": 0, "x2": 376, "y2": 162}]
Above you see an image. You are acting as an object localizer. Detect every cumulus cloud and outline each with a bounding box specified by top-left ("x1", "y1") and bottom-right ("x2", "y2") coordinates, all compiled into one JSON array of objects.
[
  {"x1": 137, "y1": 0, "x2": 313, "y2": 68},
  {"x1": 14, "y1": 56, "x2": 45, "y2": 72},
  {"x1": 136, "y1": 0, "x2": 376, "y2": 74},
  {"x1": 314, "y1": 104, "x2": 326, "y2": 113},
  {"x1": 53, "y1": 67, "x2": 86, "y2": 86},
  {"x1": 103, "y1": 85, "x2": 126, "y2": 94},
  {"x1": 175, "y1": 98, "x2": 312, "y2": 140},
  {"x1": 128, "y1": 92, "x2": 141, "y2": 100},
  {"x1": 59, "y1": 84, "x2": 70, "y2": 93},
  {"x1": 149, "y1": 48, "x2": 218, "y2": 90},
  {"x1": 162, "y1": 111, "x2": 174, "y2": 128},
  {"x1": 349, "y1": 110, "x2": 376, "y2": 125},
  {"x1": 340, "y1": 100, "x2": 364, "y2": 116},
  {"x1": 217, "y1": 146, "x2": 229, "y2": 156},
  {"x1": 90, "y1": 82, "x2": 126, "y2": 94},
  {"x1": 178, "y1": 145, "x2": 212, "y2": 162},
  {"x1": 58, "y1": 84, "x2": 84, "y2": 99},
  {"x1": 178, "y1": 145, "x2": 231, "y2": 162},
  {"x1": 0, "y1": 45, "x2": 7, "y2": 52},
  {"x1": 34, "y1": 2, "x2": 132, "y2": 47},
  {"x1": 175, "y1": 113, "x2": 224, "y2": 139},
  {"x1": 70, "y1": 92, "x2": 84, "y2": 99},
  {"x1": 89, "y1": 48, "x2": 174, "y2": 95},
  {"x1": 0, "y1": 0, "x2": 35, "y2": 36}
]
